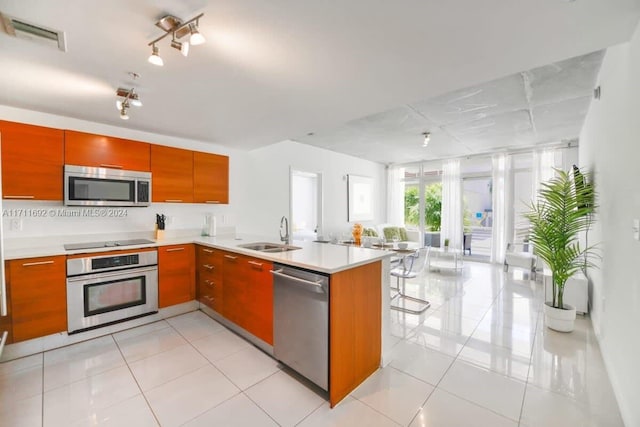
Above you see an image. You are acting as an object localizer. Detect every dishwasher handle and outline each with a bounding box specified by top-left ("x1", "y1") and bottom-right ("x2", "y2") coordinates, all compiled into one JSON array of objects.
[{"x1": 271, "y1": 269, "x2": 326, "y2": 294}]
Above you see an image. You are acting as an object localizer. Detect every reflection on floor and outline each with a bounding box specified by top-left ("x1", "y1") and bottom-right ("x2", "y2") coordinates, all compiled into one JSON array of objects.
[{"x1": 0, "y1": 262, "x2": 623, "y2": 426}]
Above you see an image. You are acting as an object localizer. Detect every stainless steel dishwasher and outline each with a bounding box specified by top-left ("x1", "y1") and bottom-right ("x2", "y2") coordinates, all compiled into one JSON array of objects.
[{"x1": 272, "y1": 263, "x2": 329, "y2": 391}]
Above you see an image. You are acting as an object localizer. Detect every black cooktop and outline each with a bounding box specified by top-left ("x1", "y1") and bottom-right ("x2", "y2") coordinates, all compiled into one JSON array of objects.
[{"x1": 63, "y1": 238, "x2": 155, "y2": 251}]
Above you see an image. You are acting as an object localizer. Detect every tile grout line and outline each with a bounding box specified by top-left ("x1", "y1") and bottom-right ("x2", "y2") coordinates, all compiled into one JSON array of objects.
[{"x1": 110, "y1": 331, "x2": 163, "y2": 426}]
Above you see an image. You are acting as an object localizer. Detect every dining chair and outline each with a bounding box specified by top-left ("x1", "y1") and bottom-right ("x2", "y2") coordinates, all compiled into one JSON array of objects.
[{"x1": 390, "y1": 247, "x2": 431, "y2": 314}]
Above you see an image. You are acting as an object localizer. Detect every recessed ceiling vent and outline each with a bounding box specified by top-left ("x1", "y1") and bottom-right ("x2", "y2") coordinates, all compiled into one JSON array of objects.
[{"x1": 1, "y1": 13, "x2": 66, "y2": 52}]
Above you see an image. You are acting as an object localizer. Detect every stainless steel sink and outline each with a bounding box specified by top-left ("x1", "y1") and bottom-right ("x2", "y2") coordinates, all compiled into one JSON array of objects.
[{"x1": 237, "y1": 242, "x2": 302, "y2": 253}]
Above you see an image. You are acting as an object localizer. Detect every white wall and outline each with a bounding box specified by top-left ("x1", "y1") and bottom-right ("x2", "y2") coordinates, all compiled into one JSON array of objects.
[
  {"x1": 240, "y1": 140, "x2": 386, "y2": 240},
  {"x1": 578, "y1": 25, "x2": 640, "y2": 426}
]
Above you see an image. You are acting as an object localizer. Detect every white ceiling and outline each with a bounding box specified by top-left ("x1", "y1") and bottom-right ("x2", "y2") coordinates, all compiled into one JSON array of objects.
[
  {"x1": 296, "y1": 50, "x2": 605, "y2": 164},
  {"x1": 0, "y1": 1, "x2": 638, "y2": 159}
]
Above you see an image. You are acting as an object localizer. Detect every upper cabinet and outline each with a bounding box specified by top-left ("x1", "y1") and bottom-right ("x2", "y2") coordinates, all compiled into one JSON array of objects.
[
  {"x1": 193, "y1": 152, "x2": 229, "y2": 204},
  {"x1": 0, "y1": 120, "x2": 65, "y2": 200},
  {"x1": 64, "y1": 130, "x2": 150, "y2": 171},
  {"x1": 151, "y1": 145, "x2": 194, "y2": 203}
]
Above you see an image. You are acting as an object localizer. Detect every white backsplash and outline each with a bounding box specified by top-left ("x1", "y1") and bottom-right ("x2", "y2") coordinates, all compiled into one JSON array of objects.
[{"x1": 1, "y1": 200, "x2": 237, "y2": 240}]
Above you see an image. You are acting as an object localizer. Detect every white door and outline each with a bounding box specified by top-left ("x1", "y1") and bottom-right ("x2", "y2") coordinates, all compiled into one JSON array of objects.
[{"x1": 290, "y1": 169, "x2": 323, "y2": 241}]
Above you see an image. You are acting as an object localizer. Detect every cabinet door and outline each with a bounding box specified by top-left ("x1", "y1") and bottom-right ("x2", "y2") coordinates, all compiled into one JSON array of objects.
[
  {"x1": 0, "y1": 120, "x2": 64, "y2": 200},
  {"x1": 245, "y1": 258, "x2": 273, "y2": 344},
  {"x1": 193, "y1": 152, "x2": 229, "y2": 204},
  {"x1": 8, "y1": 256, "x2": 66, "y2": 342},
  {"x1": 196, "y1": 246, "x2": 223, "y2": 311},
  {"x1": 222, "y1": 252, "x2": 247, "y2": 327},
  {"x1": 64, "y1": 130, "x2": 150, "y2": 171},
  {"x1": 151, "y1": 145, "x2": 194, "y2": 203},
  {"x1": 158, "y1": 244, "x2": 195, "y2": 308}
]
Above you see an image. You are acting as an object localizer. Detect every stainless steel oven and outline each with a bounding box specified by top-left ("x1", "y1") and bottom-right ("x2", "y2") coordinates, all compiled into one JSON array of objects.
[{"x1": 66, "y1": 250, "x2": 158, "y2": 334}]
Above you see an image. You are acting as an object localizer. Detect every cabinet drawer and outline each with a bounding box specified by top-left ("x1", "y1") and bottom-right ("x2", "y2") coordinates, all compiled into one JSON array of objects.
[{"x1": 158, "y1": 244, "x2": 195, "y2": 308}]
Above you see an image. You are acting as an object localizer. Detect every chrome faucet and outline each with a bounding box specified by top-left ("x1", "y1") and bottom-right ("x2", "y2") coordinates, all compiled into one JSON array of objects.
[{"x1": 279, "y1": 216, "x2": 290, "y2": 245}]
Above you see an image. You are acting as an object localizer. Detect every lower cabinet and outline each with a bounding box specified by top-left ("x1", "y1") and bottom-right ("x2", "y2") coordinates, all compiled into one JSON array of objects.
[
  {"x1": 245, "y1": 258, "x2": 273, "y2": 344},
  {"x1": 7, "y1": 256, "x2": 66, "y2": 342},
  {"x1": 197, "y1": 246, "x2": 274, "y2": 345},
  {"x1": 196, "y1": 246, "x2": 223, "y2": 312},
  {"x1": 158, "y1": 244, "x2": 195, "y2": 308}
]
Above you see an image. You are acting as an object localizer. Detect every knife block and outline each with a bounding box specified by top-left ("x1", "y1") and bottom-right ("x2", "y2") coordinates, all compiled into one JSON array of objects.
[{"x1": 155, "y1": 227, "x2": 165, "y2": 240}]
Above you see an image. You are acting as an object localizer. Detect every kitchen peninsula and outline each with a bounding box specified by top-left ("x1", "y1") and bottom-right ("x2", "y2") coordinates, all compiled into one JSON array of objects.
[{"x1": 2, "y1": 234, "x2": 392, "y2": 407}]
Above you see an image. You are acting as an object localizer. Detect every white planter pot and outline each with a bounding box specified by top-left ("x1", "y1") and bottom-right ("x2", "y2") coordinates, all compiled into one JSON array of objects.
[{"x1": 544, "y1": 302, "x2": 577, "y2": 332}]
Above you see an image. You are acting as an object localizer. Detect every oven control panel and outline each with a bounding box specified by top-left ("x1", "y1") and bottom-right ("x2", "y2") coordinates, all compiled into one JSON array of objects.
[
  {"x1": 92, "y1": 254, "x2": 139, "y2": 270},
  {"x1": 67, "y1": 250, "x2": 158, "y2": 277}
]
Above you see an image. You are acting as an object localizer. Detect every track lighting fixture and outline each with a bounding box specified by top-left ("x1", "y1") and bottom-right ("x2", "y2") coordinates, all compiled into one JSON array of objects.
[
  {"x1": 147, "y1": 13, "x2": 204, "y2": 66},
  {"x1": 422, "y1": 132, "x2": 431, "y2": 147},
  {"x1": 116, "y1": 88, "x2": 142, "y2": 120}
]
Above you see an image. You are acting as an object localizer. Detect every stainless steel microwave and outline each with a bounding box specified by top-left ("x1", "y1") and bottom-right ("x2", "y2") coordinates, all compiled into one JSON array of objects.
[{"x1": 64, "y1": 164, "x2": 151, "y2": 207}]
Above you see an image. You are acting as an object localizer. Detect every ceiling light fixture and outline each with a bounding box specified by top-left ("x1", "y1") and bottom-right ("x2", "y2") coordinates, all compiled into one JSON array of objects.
[
  {"x1": 116, "y1": 88, "x2": 142, "y2": 120},
  {"x1": 147, "y1": 13, "x2": 204, "y2": 66},
  {"x1": 422, "y1": 132, "x2": 431, "y2": 147}
]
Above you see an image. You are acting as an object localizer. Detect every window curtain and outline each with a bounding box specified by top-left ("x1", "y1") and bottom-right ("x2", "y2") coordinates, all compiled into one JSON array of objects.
[
  {"x1": 387, "y1": 165, "x2": 405, "y2": 225},
  {"x1": 532, "y1": 149, "x2": 556, "y2": 201},
  {"x1": 441, "y1": 159, "x2": 463, "y2": 250},
  {"x1": 490, "y1": 154, "x2": 514, "y2": 263}
]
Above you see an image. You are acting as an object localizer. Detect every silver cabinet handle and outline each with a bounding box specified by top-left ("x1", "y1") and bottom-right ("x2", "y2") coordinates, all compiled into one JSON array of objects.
[
  {"x1": 4, "y1": 195, "x2": 35, "y2": 199},
  {"x1": 248, "y1": 260, "x2": 263, "y2": 268},
  {"x1": 203, "y1": 295, "x2": 214, "y2": 301},
  {"x1": 100, "y1": 163, "x2": 122, "y2": 169},
  {"x1": 164, "y1": 199, "x2": 183, "y2": 202},
  {"x1": 224, "y1": 255, "x2": 237, "y2": 260},
  {"x1": 205, "y1": 201, "x2": 220, "y2": 204},
  {"x1": 166, "y1": 247, "x2": 185, "y2": 252},
  {"x1": 271, "y1": 269, "x2": 325, "y2": 293},
  {"x1": 203, "y1": 264, "x2": 214, "y2": 270},
  {"x1": 22, "y1": 260, "x2": 55, "y2": 267},
  {"x1": 204, "y1": 279, "x2": 214, "y2": 287},
  {"x1": 202, "y1": 249, "x2": 214, "y2": 253}
]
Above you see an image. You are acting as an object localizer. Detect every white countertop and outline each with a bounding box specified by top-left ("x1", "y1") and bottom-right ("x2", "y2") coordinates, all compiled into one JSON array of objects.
[{"x1": 3, "y1": 233, "x2": 392, "y2": 274}]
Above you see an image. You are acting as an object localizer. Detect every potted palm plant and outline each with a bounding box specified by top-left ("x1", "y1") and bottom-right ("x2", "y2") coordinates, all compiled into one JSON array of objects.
[{"x1": 524, "y1": 167, "x2": 596, "y2": 332}]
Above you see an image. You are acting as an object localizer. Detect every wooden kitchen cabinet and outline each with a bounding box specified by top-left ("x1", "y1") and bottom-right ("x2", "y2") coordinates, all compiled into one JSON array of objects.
[
  {"x1": 193, "y1": 151, "x2": 229, "y2": 204},
  {"x1": 151, "y1": 145, "x2": 194, "y2": 203},
  {"x1": 222, "y1": 251, "x2": 246, "y2": 327},
  {"x1": 64, "y1": 130, "x2": 151, "y2": 171},
  {"x1": 221, "y1": 251, "x2": 273, "y2": 344},
  {"x1": 196, "y1": 246, "x2": 223, "y2": 312},
  {"x1": 7, "y1": 255, "x2": 66, "y2": 342},
  {"x1": 244, "y1": 257, "x2": 273, "y2": 344},
  {"x1": 329, "y1": 261, "x2": 381, "y2": 407},
  {"x1": 0, "y1": 120, "x2": 64, "y2": 200},
  {"x1": 158, "y1": 244, "x2": 195, "y2": 308}
]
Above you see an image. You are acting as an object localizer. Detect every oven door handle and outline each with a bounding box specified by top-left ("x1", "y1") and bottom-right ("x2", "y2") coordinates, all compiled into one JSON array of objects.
[{"x1": 66, "y1": 266, "x2": 158, "y2": 284}]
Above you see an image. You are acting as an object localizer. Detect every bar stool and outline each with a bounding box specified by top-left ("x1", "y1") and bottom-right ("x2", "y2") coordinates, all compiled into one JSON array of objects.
[{"x1": 390, "y1": 247, "x2": 431, "y2": 314}]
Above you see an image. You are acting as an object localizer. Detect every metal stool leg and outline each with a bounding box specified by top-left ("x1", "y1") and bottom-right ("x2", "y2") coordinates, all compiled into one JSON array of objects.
[{"x1": 390, "y1": 275, "x2": 430, "y2": 314}]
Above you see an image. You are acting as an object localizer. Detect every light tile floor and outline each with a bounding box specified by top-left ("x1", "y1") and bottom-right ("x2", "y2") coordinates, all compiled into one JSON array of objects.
[{"x1": 0, "y1": 262, "x2": 623, "y2": 426}]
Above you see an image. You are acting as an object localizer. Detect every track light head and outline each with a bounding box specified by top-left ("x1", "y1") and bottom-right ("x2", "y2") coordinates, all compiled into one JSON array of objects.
[
  {"x1": 171, "y1": 38, "x2": 190, "y2": 57},
  {"x1": 189, "y1": 22, "x2": 205, "y2": 45},
  {"x1": 148, "y1": 44, "x2": 163, "y2": 66}
]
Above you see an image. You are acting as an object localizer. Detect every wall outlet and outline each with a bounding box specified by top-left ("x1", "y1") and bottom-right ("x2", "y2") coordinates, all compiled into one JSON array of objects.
[{"x1": 9, "y1": 218, "x2": 22, "y2": 231}]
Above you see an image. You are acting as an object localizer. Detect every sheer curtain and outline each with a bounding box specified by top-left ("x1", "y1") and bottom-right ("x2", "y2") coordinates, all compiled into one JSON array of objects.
[
  {"x1": 532, "y1": 149, "x2": 556, "y2": 200},
  {"x1": 441, "y1": 159, "x2": 463, "y2": 250},
  {"x1": 387, "y1": 165, "x2": 405, "y2": 225},
  {"x1": 491, "y1": 154, "x2": 514, "y2": 263}
]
